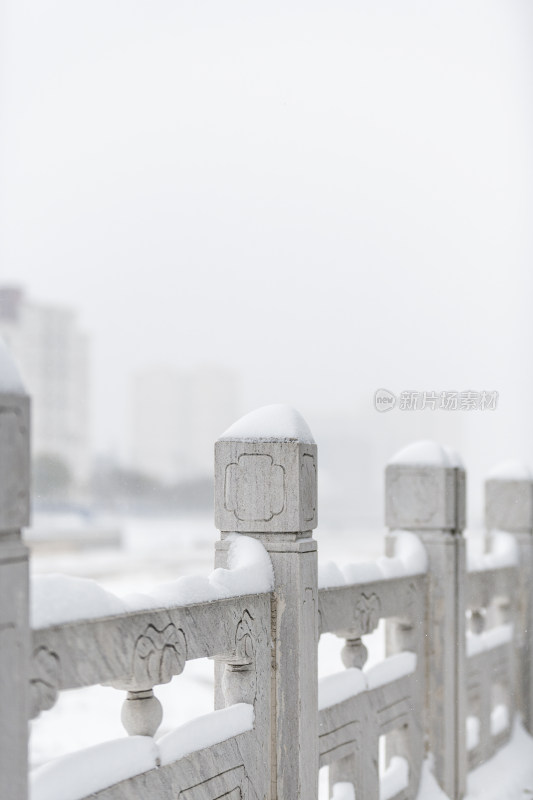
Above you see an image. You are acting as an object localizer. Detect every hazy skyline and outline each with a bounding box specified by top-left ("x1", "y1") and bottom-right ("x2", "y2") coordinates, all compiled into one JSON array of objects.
[{"x1": 2, "y1": 1, "x2": 532, "y2": 521}]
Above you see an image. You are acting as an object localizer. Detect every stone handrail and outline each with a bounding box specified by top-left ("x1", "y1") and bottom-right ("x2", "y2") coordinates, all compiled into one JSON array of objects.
[{"x1": 0, "y1": 342, "x2": 532, "y2": 800}]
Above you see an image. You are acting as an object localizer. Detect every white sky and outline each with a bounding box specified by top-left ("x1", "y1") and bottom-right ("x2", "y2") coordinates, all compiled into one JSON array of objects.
[{"x1": 1, "y1": 1, "x2": 532, "y2": 516}]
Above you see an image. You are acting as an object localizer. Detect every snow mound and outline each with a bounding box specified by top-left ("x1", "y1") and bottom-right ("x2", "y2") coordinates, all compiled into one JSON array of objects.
[
  {"x1": 442, "y1": 445, "x2": 464, "y2": 469},
  {"x1": 486, "y1": 460, "x2": 532, "y2": 481},
  {"x1": 467, "y1": 624, "x2": 513, "y2": 657},
  {"x1": 366, "y1": 652, "x2": 417, "y2": 690},
  {"x1": 331, "y1": 782, "x2": 355, "y2": 799},
  {"x1": 464, "y1": 717, "x2": 533, "y2": 800},
  {"x1": 381, "y1": 756, "x2": 409, "y2": 800},
  {"x1": 318, "y1": 531, "x2": 427, "y2": 589},
  {"x1": 388, "y1": 440, "x2": 452, "y2": 467},
  {"x1": 318, "y1": 652, "x2": 417, "y2": 709},
  {"x1": 30, "y1": 736, "x2": 159, "y2": 800},
  {"x1": 31, "y1": 534, "x2": 274, "y2": 628},
  {"x1": 31, "y1": 575, "x2": 126, "y2": 629},
  {"x1": 158, "y1": 703, "x2": 253, "y2": 765},
  {"x1": 218, "y1": 404, "x2": 314, "y2": 443},
  {"x1": 415, "y1": 757, "x2": 450, "y2": 799},
  {"x1": 467, "y1": 531, "x2": 518, "y2": 572},
  {"x1": 31, "y1": 704, "x2": 254, "y2": 800}
]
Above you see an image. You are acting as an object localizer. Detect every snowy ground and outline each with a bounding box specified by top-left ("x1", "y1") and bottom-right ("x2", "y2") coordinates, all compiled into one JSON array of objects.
[{"x1": 27, "y1": 513, "x2": 533, "y2": 800}]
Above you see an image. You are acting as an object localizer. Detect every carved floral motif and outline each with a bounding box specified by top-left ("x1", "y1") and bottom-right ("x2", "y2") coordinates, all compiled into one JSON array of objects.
[
  {"x1": 30, "y1": 646, "x2": 60, "y2": 718},
  {"x1": 354, "y1": 593, "x2": 381, "y2": 635},
  {"x1": 133, "y1": 623, "x2": 186, "y2": 687},
  {"x1": 222, "y1": 610, "x2": 257, "y2": 705},
  {"x1": 235, "y1": 610, "x2": 255, "y2": 662},
  {"x1": 225, "y1": 454, "x2": 285, "y2": 522},
  {"x1": 107, "y1": 622, "x2": 188, "y2": 691}
]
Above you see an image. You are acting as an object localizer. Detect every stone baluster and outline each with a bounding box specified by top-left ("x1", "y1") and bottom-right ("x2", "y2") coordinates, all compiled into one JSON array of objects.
[
  {"x1": 341, "y1": 636, "x2": 368, "y2": 670},
  {"x1": 112, "y1": 622, "x2": 187, "y2": 740},
  {"x1": 121, "y1": 690, "x2": 163, "y2": 738},
  {"x1": 215, "y1": 405, "x2": 319, "y2": 800},
  {"x1": 0, "y1": 340, "x2": 31, "y2": 800},
  {"x1": 386, "y1": 441, "x2": 467, "y2": 800}
]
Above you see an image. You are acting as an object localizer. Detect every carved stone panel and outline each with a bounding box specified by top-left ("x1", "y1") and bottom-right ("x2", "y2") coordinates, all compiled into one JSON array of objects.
[
  {"x1": 30, "y1": 646, "x2": 60, "y2": 718},
  {"x1": 215, "y1": 440, "x2": 317, "y2": 532},
  {"x1": 235, "y1": 610, "x2": 255, "y2": 662},
  {"x1": 222, "y1": 611, "x2": 257, "y2": 706},
  {"x1": 178, "y1": 765, "x2": 245, "y2": 799},
  {"x1": 225, "y1": 455, "x2": 285, "y2": 522},
  {"x1": 354, "y1": 593, "x2": 381, "y2": 635},
  {"x1": 485, "y1": 478, "x2": 533, "y2": 532},
  {"x1": 135, "y1": 623, "x2": 186, "y2": 686},
  {"x1": 112, "y1": 622, "x2": 187, "y2": 691},
  {"x1": 385, "y1": 464, "x2": 456, "y2": 531}
]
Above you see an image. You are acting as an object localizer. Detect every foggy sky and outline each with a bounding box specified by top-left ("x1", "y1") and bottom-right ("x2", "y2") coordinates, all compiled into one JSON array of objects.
[{"x1": 1, "y1": 1, "x2": 532, "y2": 521}]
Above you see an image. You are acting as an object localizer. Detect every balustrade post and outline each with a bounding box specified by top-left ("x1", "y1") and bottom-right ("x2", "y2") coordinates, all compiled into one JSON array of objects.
[
  {"x1": 0, "y1": 340, "x2": 31, "y2": 800},
  {"x1": 385, "y1": 441, "x2": 466, "y2": 800},
  {"x1": 485, "y1": 463, "x2": 533, "y2": 734},
  {"x1": 214, "y1": 405, "x2": 319, "y2": 800}
]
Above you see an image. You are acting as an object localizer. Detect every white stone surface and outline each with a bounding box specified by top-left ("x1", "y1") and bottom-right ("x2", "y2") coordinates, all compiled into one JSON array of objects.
[{"x1": 485, "y1": 472, "x2": 533, "y2": 532}]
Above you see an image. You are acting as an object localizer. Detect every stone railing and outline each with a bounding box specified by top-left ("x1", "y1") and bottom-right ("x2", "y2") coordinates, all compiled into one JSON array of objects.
[{"x1": 0, "y1": 351, "x2": 531, "y2": 800}]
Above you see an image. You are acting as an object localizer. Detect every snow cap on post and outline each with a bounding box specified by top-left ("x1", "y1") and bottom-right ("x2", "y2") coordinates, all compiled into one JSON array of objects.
[
  {"x1": 485, "y1": 460, "x2": 533, "y2": 533},
  {"x1": 0, "y1": 337, "x2": 30, "y2": 530},
  {"x1": 215, "y1": 404, "x2": 317, "y2": 533},
  {"x1": 385, "y1": 440, "x2": 465, "y2": 532}
]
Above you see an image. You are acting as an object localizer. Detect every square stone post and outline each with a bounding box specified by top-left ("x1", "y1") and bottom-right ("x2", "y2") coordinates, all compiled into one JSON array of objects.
[
  {"x1": 485, "y1": 462, "x2": 533, "y2": 733},
  {"x1": 0, "y1": 342, "x2": 31, "y2": 800},
  {"x1": 215, "y1": 405, "x2": 319, "y2": 800},
  {"x1": 385, "y1": 441, "x2": 466, "y2": 800}
]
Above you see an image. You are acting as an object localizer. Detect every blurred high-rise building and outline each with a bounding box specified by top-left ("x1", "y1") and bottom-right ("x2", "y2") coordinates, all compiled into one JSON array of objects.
[
  {"x1": 0, "y1": 286, "x2": 90, "y2": 485},
  {"x1": 129, "y1": 364, "x2": 240, "y2": 482}
]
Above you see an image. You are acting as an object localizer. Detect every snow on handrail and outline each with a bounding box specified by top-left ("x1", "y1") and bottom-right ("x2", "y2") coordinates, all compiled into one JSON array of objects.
[
  {"x1": 31, "y1": 534, "x2": 273, "y2": 629},
  {"x1": 318, "y1": 530, "x2": 427, "y2": 589},
  {"x1": 318, "y1": 652, "x2": 417, "y2": 711},
  {"x1": 31, "y1": 704, "x2": 254, "y2": 800}
]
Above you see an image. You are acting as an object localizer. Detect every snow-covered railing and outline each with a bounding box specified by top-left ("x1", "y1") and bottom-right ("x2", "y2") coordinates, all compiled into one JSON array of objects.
[
  {"x1": 465, "y1": 528, "x2": 518, "y2": 770},
  {"x1": 29, "y1": 535, "x2": 274, "y2": 800},
  {"x1": 31, "y1": 593, "x2": 271, "y2": 800},
  {"x1": 1, "y1": 334, "x2": 533, "y2": 800},
  {"x1": 317, "y1": 532, "x2": 426, "y2": 800},
  {"x1": 385, "y1": 441, "x2": 468, "y2": 800},
  {"x1": 461, "y1": 461, "x2": 533, "y2": 778}
]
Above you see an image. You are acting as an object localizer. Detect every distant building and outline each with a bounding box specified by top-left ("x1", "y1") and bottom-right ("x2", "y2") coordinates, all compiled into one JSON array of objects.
[
  {"x1": 0, "y1": 286, "x2": 90, "y2": 485},
  {"x1": 129, "y1": 364, "x2": 240, "y2": 482}
]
